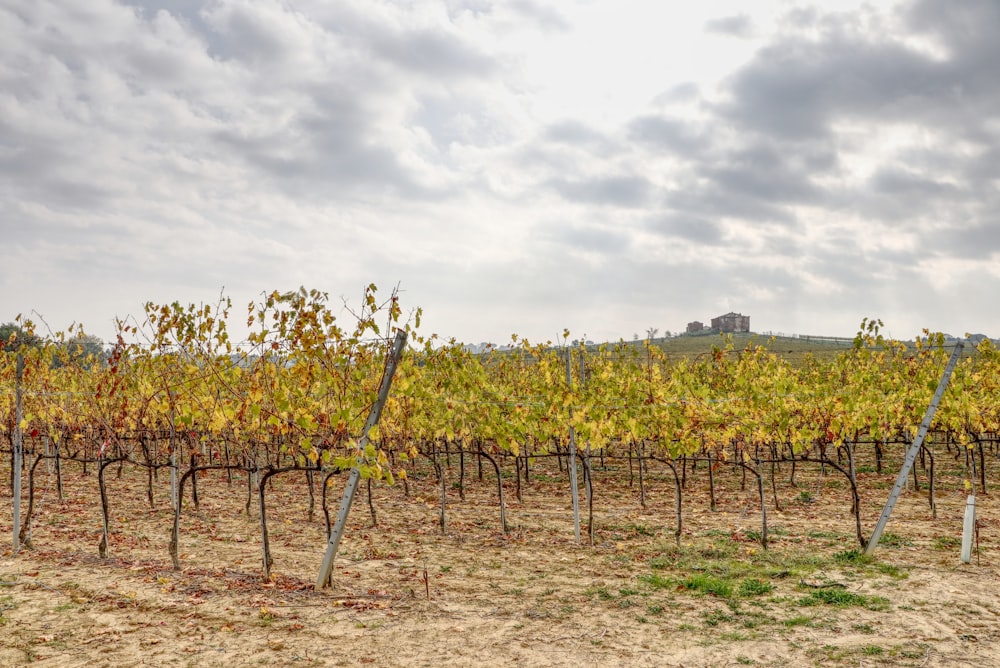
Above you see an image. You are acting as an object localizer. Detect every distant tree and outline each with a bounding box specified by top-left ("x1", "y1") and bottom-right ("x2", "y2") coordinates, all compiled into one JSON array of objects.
[
  {"x1": 63, "y1": 333, "x2": 107, "y2": 367},
  {"x1": 0, "y1": 322, "x2": 40, "y2": 352},
  {"x1": 633, "y1": 332, "x2": 639, "y2": 341},
  {"x1": 646, "y1": 327, "x2": 659, "y2": 340}
]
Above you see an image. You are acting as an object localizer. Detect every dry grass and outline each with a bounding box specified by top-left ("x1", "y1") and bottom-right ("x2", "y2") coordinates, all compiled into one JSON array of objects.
[{"x1": 1, "y1": 451, "x2": 999, "y2": 667}]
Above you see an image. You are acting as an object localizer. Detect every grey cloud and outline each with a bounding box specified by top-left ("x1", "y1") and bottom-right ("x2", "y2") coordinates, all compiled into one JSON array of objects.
[
  {"x1": 701, "y1": 143, "x2": 828, "y2": 206},
  {"x1": 704, "y1": 14, "x2": 754, "y2": 38},
  {"x1": 543, "y1": 119, "x2": 606, "y2": 146},
  {"x1": 779, "y1": 7, "x2": 821, "y2": 30},
  {"x1": 539, "y1": 222, "x2": 631, "y2": 255},
  {"x1": 0, "y1": 126, "x2": 109, "y2": 212},
  {"x1": 647, "y1": 215, "x2": 725, "y2": 246},
  {"x1": 444, "y1": 0, "x2": 493, "y2": 20},
  {"x1": 200, "y1": 3, "x2": 292, "y2": 65},
  {"x1": 966, "y1": 147, "x2": 1000, "y2": 183},
  {"x1": 8, "y1": 0, "x2": 1000, "y2": 344},
  {"x1": 720, "y1": 35, "x2": 945, "y2": 139},
  {"x1": 627, "y1": 115, "x2": 707, "y2": 154},
  {"x1": 721, "y1": 1, "x2": 1000, "y2": 147},
  {"x1": 532, "y1": 121, "x2": 620, "y2": 164},
  {"x1": 509, "y1": 0, "x2": 571, "y2": 31},
  {"x1": 368, "y1": 28, "x2": 496, "y2": 78},
  {"x1": 930, "y1": 221, "x2": 1000, "y2": 260},
  {"x1": 549, "y1": 175, "x2": 654, "y2": 208},
  {"x1": 413, "y1": 93, "x2": 508, "y2": 149},
  {"x1": 120, "y1": 0, "x2": 206, "y2": 22},
  {"x1": 907, "y1": 0, "x2": 1000, "y2": 58},
  {"x1": 212, "y1": 108, "x2": 427, "y2": 201},
  {"x1": 441, "y1": 0, "x2": 569, "y2": 31},
  {"x1": 868, "y1": 167, "x2": 962, "y2": 198},
  {"x1": 663, "y1": 185, "x2": 797, "y2": 226},
  {"x1": 649, "y1": 140, "x2": 835, "y2": 225},
  {"x1": 652, "y1": 82, "x2": 700, "y2": 105},
  {"x1": 120, "y1": 0, "x2": 216, "y2": 43}
]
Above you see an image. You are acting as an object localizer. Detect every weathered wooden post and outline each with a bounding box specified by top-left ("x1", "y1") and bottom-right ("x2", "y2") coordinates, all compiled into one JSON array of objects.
[{"x1": 316, "y1": 331, "x2": 407, "y2": 589}]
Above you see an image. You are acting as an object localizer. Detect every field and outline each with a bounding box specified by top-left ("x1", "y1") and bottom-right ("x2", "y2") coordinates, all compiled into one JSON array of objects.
[
  {"x1": 648, "y1": 332, "x2": 856, "y2": 366},
  {"x1": 2, "y1": 450, "x2": 999, "y2": 667}
]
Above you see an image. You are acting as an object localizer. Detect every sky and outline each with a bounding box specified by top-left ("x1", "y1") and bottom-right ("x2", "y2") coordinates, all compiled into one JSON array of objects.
[{"x1": 3, "y1": 0, "x2": 999, "y2": 346}]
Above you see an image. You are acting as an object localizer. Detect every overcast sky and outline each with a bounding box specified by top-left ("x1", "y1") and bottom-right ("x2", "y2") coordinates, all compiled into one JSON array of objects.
[{"x1": 3, "y1": 0, "x2": 999, "y2": 345}]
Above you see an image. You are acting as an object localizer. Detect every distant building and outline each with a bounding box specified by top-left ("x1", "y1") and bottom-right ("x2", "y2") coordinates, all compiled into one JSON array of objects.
[
  {"x1": 711, "y1": 312, "x2": 750, "y2": 333},
  {"x1": 686, "y1": 321, "x2": 706, "y2": 334}
]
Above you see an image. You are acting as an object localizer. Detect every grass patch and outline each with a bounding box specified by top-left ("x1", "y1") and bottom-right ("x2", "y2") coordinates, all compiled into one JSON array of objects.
[
  {"x1": 0, "y1": 595, "x2": 15, "y2": 626},
  {"x1": 807, "y1": 530, "x2": 841, "y2": 540},
  {"x1": 783, "y1": 614, "x2": 814, "y2": 628},
  {"x1": 797, "y1": 589, "x2": 890, "y2": 610},
  {"x1": 585, "y1": 586, "x2": 615, "y2": 601},
  {"x1": 738, "y1": 578, "x2": 773, "y2": 597},
  {"x1": 932, "y1": 535, "x2": 961, "y2": 550},
  {"x1": 875, "y1": 562, "x2": 907, "y2": 578},
  {"x1": 833, "y1": 549, "x2": 868, "y2": 564},
  {"x1": 681, "y1": 573, "x2": 733, "y2": 598},
  {"x1": 878, "y1": 532, "x2": 914, "y2": 548},
  {"x1": 626, "y1": 523, "x2": 656, "y2": 537},
  {"x1": 702, "y1": 609, "x2": 734, "y2": 626},
  {"x1": 638, "y1": 573, "x2": 673, "y2": 590}
]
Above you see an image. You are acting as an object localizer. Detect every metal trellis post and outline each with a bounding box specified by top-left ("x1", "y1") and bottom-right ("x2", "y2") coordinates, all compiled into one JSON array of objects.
[{"x1": 865, "y1": 340, "x2": 964, "y2": 556}]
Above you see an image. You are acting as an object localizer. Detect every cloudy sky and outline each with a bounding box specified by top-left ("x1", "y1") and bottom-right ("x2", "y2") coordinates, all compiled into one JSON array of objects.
[{"x1": 3, "y1": 0, "x2": 999, "y2": 345}]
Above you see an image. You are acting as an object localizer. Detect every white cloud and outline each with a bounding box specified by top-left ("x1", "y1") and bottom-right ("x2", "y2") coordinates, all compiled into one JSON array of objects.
[{"x1": 2, "y1": 0, "x2": 1000, "y2": 344}]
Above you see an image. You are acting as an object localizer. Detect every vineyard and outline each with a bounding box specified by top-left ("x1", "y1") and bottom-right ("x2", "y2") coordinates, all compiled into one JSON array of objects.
[{"x1": 2, "y1": 288, "x2": 1000, "y2": 666}]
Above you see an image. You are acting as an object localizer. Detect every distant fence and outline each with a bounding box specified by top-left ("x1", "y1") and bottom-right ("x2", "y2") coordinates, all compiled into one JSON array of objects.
[{"x1": 760, "y1": 332, "x2": 855, "y2": 345}]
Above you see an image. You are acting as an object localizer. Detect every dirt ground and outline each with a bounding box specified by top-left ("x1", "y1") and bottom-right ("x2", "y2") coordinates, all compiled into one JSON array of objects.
[{"x1": 2, "y1": 452, "x2": 999, "y2": 667}]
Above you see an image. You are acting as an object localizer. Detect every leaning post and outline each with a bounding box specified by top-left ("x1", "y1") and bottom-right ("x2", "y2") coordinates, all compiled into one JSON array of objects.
[
  {"x1": 315, "y1": 330, "x2": 407, "y2": 589},
  {"x1": 567, "y1": 347, "x2": 581, "y2": 543},
  {"x1": 865, "y1": 340, "x2": 964, "y2": 556},
  {"x1": 12, "y1": 354, "x2": 24, "y2": 553}
]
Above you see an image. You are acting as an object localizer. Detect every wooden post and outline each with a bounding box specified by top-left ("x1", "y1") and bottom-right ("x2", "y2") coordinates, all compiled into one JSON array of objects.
[
  {"x1": 566, "y1": 347, "x2": 581, "y2": 543},
  {"x1": 169, "y1": 398, "x2": 179, "y2": 512},
  {"x1": 316, "y1": 331, "x2": 407, "y2": 589},
  {"x1": 12, "y1": 354, "x2": 24, "y2": 553},
  {"x1": 865, "y1": 341, "x2": 964, "y2": 555}
]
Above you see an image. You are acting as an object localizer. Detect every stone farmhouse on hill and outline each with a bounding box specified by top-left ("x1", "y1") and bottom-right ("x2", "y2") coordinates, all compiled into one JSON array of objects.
[
  {"x1": 686, "y1": 312, "x2": 751, "y2": 334},
  {"x1": 712, "y1": 312, "x2": 750, "y2": 333},
  {"x1": 685, "y1": 320, "x2": 706, "y2": 334}
]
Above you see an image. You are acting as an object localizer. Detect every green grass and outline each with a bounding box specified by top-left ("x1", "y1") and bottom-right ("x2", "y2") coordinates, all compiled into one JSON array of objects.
[
  {"x1": 613, "y1": 531, "x2": 903, "y2": 638},
  {"x1": 637, "y1": 573, "x2": 674, "y2": 590},
  {"x1": 834, "y1": 549, "x2": 868, "y2": 564},
  {"x1": 797, "y1": 589, "x2": 890, "y2": 610},
  {"x1": 682, "y1": 574, "x2": 733, "y2": 598},
  {"x1": 0, "y1": 594, "x2": 15, "y2": 626},
  {"x1": 738, "y1": 579, "x2": 774, "y2": 597},
  {"x1": 636, "y1": 332, "x2": 856, "y2": 366},
  {"x1": 783, "y1": 614, "x2": 814, "y2": 628},
  {"x1": 878, "y1": 532, "x2": 914, "y2": 548},
  {"x1": 932, "y1": 535, "x2": 961, "y2": 550}
]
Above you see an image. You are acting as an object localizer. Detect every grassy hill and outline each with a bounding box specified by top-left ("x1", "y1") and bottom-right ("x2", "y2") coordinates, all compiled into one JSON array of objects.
[{"x1": 620, "y1": 332, "x2": 856, "y2": 366}]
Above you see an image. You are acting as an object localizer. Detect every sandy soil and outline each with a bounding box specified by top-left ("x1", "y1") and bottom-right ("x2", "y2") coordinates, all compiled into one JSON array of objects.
[{"x1": 1, "y1": 452, "x2": 999, "y2": 667}]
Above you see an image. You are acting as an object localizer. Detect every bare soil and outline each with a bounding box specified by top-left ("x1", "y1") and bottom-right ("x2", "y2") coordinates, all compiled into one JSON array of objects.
[{"x1": 2, "y1": 452, "x2": 999, "y2": 667}]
